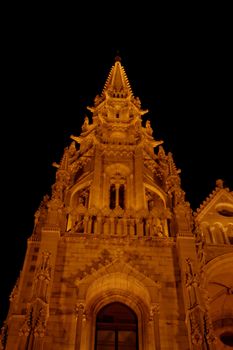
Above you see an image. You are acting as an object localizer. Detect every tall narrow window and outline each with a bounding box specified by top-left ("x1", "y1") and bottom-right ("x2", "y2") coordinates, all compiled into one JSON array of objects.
[
  {"x1": 95, "y1": 302, "x2": 138, "y2": 350},
  {"x1": 119, "y1": 185, "x2": 125, "y2": 209},
  {"x1": 142, "y1": 218, "x2": 147, "y2": 236},
  {"x1": 110, "y1": 185, "x2": 116, "y2": 209},
  {"x1": 91, "y1": 216, "x2": 97, "y2": 233}
]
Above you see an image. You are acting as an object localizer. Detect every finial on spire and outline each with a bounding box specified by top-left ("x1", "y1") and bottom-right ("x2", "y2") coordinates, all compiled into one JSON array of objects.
[
  {"x1": 115, "y1": 51, "x2": 121, "y2": 62},
  {"x1": 216, "y1": 179, "x2": 224, "y2": 188},
  {"x1": 102, "y1": 53, "x2": 133, "y2": 98}
]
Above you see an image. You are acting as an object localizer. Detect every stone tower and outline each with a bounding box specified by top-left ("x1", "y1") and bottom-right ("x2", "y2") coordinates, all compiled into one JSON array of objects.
[{"x1": 1, "y1": 57, "x2": 233, "y2": 350}]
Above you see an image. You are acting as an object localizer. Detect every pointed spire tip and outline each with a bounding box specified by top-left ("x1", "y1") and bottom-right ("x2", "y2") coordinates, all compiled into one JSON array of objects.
[{"x1": 115, "y1": 55, "x2": 122, "y2": 63}]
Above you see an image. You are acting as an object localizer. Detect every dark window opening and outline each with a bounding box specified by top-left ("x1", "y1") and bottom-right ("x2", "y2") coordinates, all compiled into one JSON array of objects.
[
  {"x1": 143, "y1": 218, "x2": 146, "y2": 236},
  {"x1": 74, "y1": 167, "x2": 84, "y2": 183},
  {"x1": 134, "y1": 222, "x2": 137, "y2": 236},
  {"x1": 218, "y1": 209, "x2": 233, "y2": 217},
  {"x1": 91, "y1": 216, "x2": 97, "y2": 233},
  {"x1": 110, "y1": 185, "x2": 116, "y2": 209},
  {"x1": 220, "y1": 331, "x2": 233, "y2": 346},
  {"x1": 95, "y1": 302, "x2": 138, "y2": 350},
  {"x1": 167, "y1": 219, "x2": 172, "y2": 237},
  {"x1": 119, "y1": 185, "x2": 125, "y2": 209},
  {"x1": 171, "y1": 193, "x2": 175, "y2": 208},
  {"x1": 127, "y1": 222, "x2": 130, "y2": 236}
]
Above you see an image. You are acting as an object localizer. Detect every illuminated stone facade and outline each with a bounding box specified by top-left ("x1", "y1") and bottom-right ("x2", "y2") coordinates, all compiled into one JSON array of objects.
[{"x1": 1, "y1": 58, "x2": 233, "y2": 349}]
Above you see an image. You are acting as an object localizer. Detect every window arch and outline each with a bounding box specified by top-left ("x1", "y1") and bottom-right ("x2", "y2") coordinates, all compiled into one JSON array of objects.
[{"x1": 95, "y1": 302, "x2": 138, "y2": 350}]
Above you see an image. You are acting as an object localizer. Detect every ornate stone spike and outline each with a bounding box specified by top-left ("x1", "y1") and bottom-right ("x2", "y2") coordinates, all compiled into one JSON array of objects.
[
  {"x1": 204, "y1": 312, "x2": 216, "y2": 345},
  {"x1": 37, "y1": 251, "x2": 51, "y2": 280},
  {"x1": 82, "y1": 116, "x2": 90, "y2": 132},
  {"x1": 74, "y1": 302, "x2": 86, "y2": 321},
  {"x1": 185, "y1": 258, "x2": 199, "y2": 288},
  {"x1": 74, "y1": 303, "x2": 85, "y2": 320},
  {"x1": 0, "y1": 321, "x2": 8, "y2": 349},
  {"x1": 150, "y1": 303, "x2": 160, "y2": 319},
  {"x1": 216, "y1": 178, "x2": 224, "y2": 188},
  {"x1": 190, "y1": 314, "x2": 203, "y2": 346},
  {"x1": 195, "y1": 224, "x2": 206, "y2": 274},
  {"x1": 158, "y1": 145, "x2": 166, "y2": 159},
  {"x1": 33, "y1": 307, "x2": 47, "y2": 338},
  {"x1": 9, "y1": 277, "x2": 19, "y2": 302},
  {"x1": 19, "y1": 307, "x2": 33, "y2": 337},
  {"x1": 167, "y1": 152, "x2": 181, "y2": 176},
  {"x1": 145, "y1": 120, "x2": 153, "y2": 136}
]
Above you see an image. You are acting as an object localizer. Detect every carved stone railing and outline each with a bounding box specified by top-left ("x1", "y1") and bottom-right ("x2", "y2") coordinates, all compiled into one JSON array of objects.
[{"x1": 67, "y1": 209, "x2": 168, "y2": 238}]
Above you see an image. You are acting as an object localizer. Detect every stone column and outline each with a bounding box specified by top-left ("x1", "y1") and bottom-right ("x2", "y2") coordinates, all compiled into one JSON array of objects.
[
  {"x1": 129, "y1": 174, "x2": 134, "y2": 208},
  {"x1": 122, "y1": 217, "x2": 127, "y2": 235},
  {"x1": 74, "y1": 303, "x2": 85, "y2": 350},
  {"x1": 80, "y1": 311, "x2": 88, "y2": 350},
  {"x1": 84, "y1": 216, "x2": 89, "y2": 233},
  {"x1": 96, "y1": 216, "x2": 102, "y2": 235},
  {"x1": 150, "y1": 303, "x2": 160, "y2": 350},
  {"x1": 115, "y1": 184, "x2": 120, "y2": 207},
  {"x1": 102, "y1": 172, "x2": 106, "y2": 207},
  {"x1": 110, "y1": 217, "x2": 115, "y2": 235},
  {"x1": 137, "y1": 218, "x2": 143, "y2": 237},
  {"x1": 130, "y1": 219, "x2": 135, "y2": 236},
  {"x1": 103, "y1": 218, "x2": 109, "y2": 235}
]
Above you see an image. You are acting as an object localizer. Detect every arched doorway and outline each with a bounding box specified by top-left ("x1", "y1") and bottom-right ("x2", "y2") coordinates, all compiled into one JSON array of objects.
[
  {"x1": 203, "y1": 253, "x2": 233, "y2": 349},
  {"x1": 95, "y1": 302, "x2": 138, "y2": 350}
]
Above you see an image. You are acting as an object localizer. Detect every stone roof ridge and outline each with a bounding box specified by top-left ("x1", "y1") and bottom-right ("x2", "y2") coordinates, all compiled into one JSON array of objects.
[{"x1": 194, "y1": 179, "x2": 231, "y2": 216}]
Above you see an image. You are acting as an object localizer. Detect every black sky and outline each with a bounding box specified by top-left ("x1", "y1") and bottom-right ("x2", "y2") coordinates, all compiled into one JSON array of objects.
[{"x1": 1, "y1": 8, "x2": 232, "y2": 325}]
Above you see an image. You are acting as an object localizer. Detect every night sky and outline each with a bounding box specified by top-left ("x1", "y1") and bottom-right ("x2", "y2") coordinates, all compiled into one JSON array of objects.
[{"x1": 1, "y1": 9, "x2": 232, "y2": 325}]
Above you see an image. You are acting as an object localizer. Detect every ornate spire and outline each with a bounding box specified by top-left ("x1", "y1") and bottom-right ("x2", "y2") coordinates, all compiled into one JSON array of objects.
[
  {"x1": 102, "y1": 59, "x2": 133, "y2": 98},
  {"x1": 167, "y1": 152, "x2": 181, "y2": 176}
]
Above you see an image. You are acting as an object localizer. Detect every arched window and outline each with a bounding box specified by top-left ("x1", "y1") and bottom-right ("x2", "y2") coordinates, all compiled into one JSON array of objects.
[{"x1": 95, "y1": 302, "x2": 138, "y2": 350}]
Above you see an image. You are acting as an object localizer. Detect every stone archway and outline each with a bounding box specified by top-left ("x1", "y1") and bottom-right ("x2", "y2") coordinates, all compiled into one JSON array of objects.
[
  {"x1": 85, "y1": 272, "x2": 155, "y2": 350},
  {"x1": 95, "y1": 302, "x2": 138, "y2": 350},
  {"x1": 203, "y1": 253, "x2": 233, "y2": 349},
  {"x1": 75, "y1": 265, "x2": 160, "y2": 350}
]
